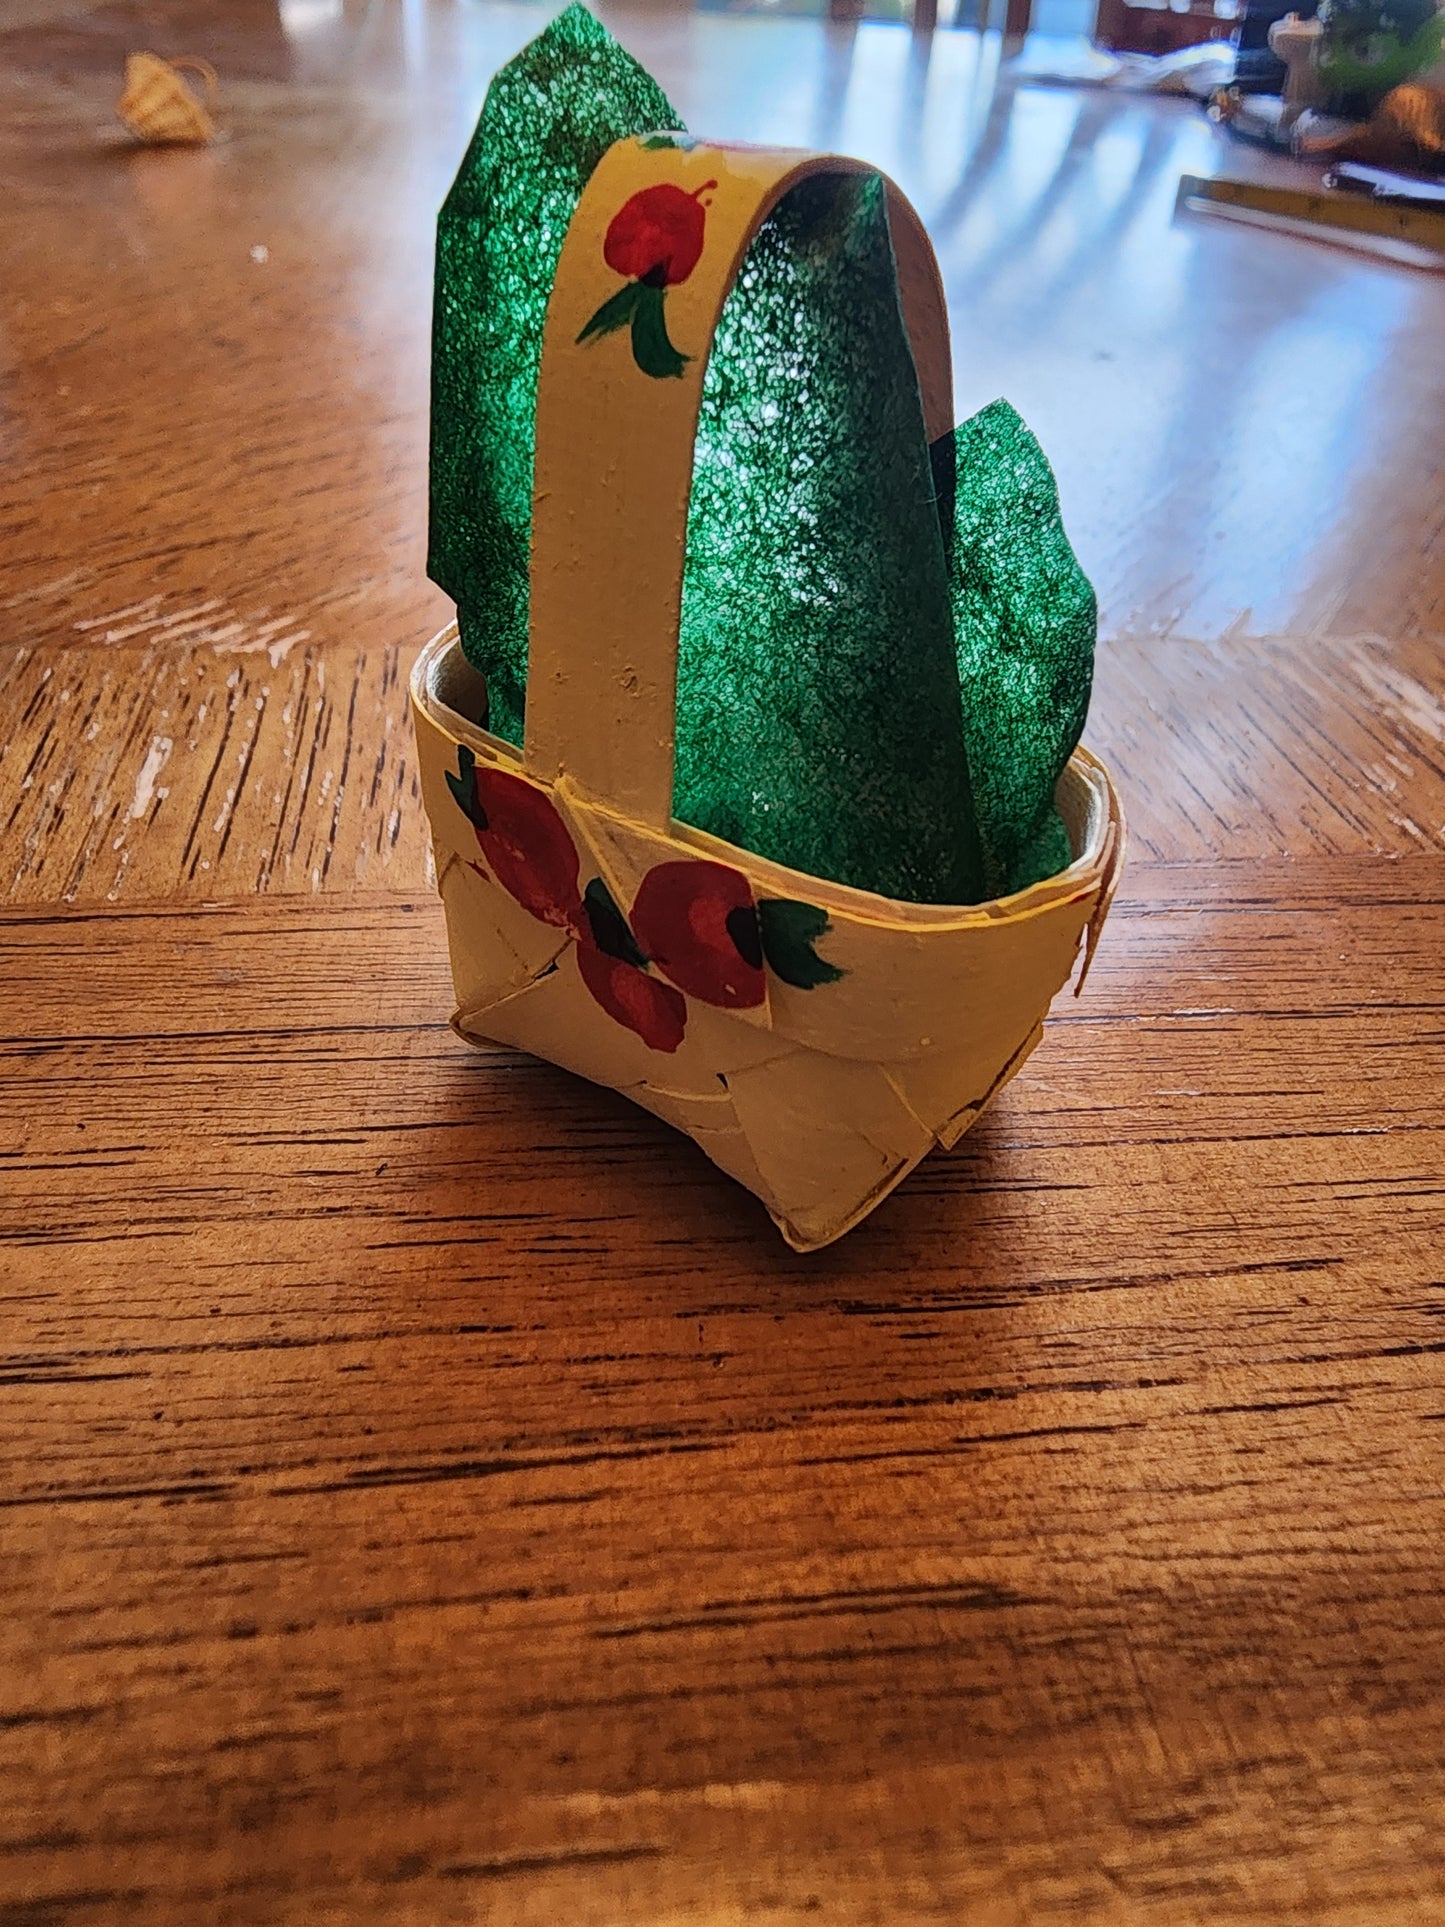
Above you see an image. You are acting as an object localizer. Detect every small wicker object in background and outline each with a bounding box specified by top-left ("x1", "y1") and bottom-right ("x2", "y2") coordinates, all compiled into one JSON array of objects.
[{"x1": 116, "y1": 52, "x2": 218, "y2": 146}]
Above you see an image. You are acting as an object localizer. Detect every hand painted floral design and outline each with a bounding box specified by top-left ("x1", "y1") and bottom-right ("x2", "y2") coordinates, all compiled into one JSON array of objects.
[
  {"x1": 577, "y1": 177, "x2": 717, "y2": 380},
  {"x1": 448, "y1": 748, "x2": 844, "y2": 1053}
]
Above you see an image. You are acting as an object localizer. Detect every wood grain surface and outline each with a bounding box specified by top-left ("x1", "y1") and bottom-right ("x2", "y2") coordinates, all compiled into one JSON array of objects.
[
  {"x1": 5, "y1": 625, "x2": 1443, "y2": 907},
  {"x1": 2, "y1": 0, "x2": 1444, "y2": 1922},
  {"x1": 4, "y1": 871, "x2": 1443, "y2": 1925}
]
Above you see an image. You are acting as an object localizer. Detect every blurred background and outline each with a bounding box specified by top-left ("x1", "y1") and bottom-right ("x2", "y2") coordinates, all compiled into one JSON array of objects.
[{"x1": 4, "y1": 0, "x2": 1441, "y2": 668}]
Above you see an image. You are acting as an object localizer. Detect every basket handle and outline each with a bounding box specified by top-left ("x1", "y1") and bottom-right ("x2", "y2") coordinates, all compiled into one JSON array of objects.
[
  {"x1": 169, "y1": 55, "x2": 220, "y2": 105},
  {"x1": 525, "y1": 139, "x2": 952, "y2": 833}
]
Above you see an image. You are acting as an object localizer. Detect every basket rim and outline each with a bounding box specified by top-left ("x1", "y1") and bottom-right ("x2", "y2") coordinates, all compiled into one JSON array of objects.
[{"x1": 411, "y1": 624, "x2": 1122, "y2": 935}]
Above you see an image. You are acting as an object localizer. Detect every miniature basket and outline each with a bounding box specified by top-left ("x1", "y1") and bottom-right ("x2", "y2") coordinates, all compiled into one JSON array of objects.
[
  {"x1": 116, "y1": 52, "x2": 217, "y2": 146},
  {"x1": 411, "y1": 138, "x2": 1126, "y2": 1252}
]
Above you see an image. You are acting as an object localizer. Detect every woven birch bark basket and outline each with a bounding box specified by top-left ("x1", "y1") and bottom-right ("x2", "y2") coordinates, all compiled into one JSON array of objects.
[{"x1": 411, "y1": 136, "x2": 1126, "y2": 1252}]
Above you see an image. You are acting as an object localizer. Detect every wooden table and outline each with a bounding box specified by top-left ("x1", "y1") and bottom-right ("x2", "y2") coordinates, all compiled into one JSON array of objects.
[{"x1": 3, "y1": 4, "x2": 1443, "y2": 1921}]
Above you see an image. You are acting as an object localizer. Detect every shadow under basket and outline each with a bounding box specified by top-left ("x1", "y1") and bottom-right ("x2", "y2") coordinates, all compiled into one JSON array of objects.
[{"x1": 412, "y1": 627, "x2": 1125, "y2": 1253}]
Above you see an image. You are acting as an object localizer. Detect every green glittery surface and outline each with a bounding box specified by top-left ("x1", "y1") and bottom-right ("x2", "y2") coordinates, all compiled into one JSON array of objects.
[
  {"x1": 428, "y1": 4, "x2": 681, "y2": 744},
  {"x1": 676, "y1": 171, "x2": 981, "y2": 905},
  {"x1": 428, "y1": 4, "x2": 1094, "y2": 904},
  {"x1": 945, "y1": 400, "x2": 1097, "y2": 899}
]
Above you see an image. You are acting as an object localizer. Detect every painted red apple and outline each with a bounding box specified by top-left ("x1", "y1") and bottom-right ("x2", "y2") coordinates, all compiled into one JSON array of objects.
[
  {"x1": 630, "y1": 859, "x2": 766, "y2": 1010},
  {"x1": 470, "y1": 766, "x2": 582, "y2": 932},
  {"x1": 576, "y1": 938, "x2": 687, "y2": 1053},
  {"x1": 578, "y1": 178, "x2": 718, "y2": 381},
  {"x1": 603, "y1": 181, "x2": 715, "y2": 288}
]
